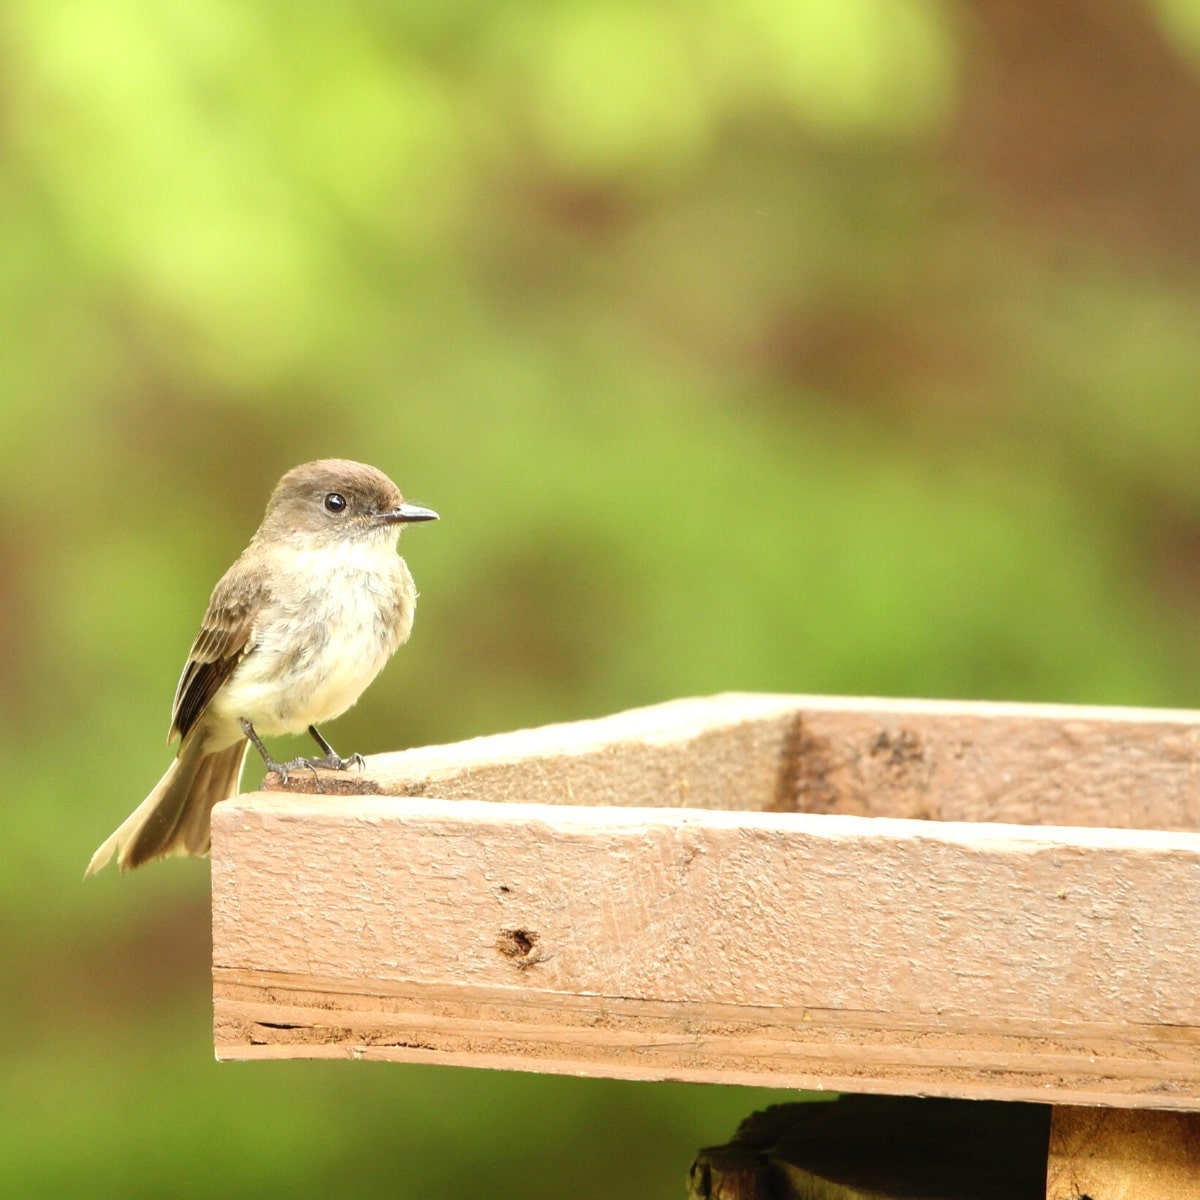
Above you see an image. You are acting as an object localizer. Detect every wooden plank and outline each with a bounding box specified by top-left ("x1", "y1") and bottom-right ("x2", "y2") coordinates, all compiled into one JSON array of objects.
[
  {"x1": 282, "y1": 693, "x2": 1200, "y2": 832},
  {"x1": 212, "y1": 791, "x2": 1200, "y2": 1106},
  {"x1": 1045, "y1": 1107, "x2": 1200, "y2": 1198}
]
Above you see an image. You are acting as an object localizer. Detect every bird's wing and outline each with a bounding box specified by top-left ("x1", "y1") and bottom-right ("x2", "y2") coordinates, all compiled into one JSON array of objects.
[{"x1": 169, "y1": 568, "x2": 267, "y2": 743}]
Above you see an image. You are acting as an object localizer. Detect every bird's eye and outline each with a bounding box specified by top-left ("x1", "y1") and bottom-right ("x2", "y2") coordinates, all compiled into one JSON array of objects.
[{"x1": 324, "y1": 492, "x2": 347, "y2": 514}]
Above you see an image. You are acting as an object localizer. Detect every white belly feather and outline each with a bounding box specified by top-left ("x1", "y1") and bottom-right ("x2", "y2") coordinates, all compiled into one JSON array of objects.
[{"x1": 209, "y1": 537, "x2": 415, "y2": 738}]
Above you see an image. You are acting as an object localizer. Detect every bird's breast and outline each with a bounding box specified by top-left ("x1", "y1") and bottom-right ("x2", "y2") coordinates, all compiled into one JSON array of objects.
[{"x1": 211, "y1": 540, "x2": 416, "y2": 736}]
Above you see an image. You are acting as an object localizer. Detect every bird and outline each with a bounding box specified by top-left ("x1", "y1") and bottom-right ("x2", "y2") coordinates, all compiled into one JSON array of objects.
[{"x1": 86, "y1": 459, "x2": 437, "y2": 875}]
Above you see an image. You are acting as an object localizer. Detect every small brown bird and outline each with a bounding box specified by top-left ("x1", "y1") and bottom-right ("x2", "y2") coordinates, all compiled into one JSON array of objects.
[{"x1": 87, "y1": 459, "x2": 437, "y2": 875}]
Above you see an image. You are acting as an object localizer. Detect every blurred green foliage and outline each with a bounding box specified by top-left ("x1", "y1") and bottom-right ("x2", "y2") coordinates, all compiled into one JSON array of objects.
[{"x1": 5, "y1": 0, "x2": 1200, "y2": 1196}]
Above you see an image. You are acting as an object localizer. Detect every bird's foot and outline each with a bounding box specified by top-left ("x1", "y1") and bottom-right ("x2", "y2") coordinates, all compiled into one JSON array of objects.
[
  {"x1": 238, "y1": 719, "x2": 315, "y2": 786},
  {"x1": 238, "y1": 719, "x2": 365, "y2": 788},
  {"x1": 272, "y1": 757, "x2": 317, "y2": 786},
  {"x1": 304, "y1": 750, "x2": 366, "y2": 772},
  {"x1": 268, "y1": 750, "x2": 362, "y2": 790},
  {"x1": 305, "y1": 725, "x2": 365, "y2": 773}
]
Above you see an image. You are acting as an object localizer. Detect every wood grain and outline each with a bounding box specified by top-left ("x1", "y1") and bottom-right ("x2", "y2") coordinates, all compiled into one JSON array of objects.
[
  {"x1": 1046, "y1": 1107, "x2": 1200, "y2": 1198},
  {"x1": 267, "y1": 693, "x2": 1200, "y2": 831},
  {"x1": 213, "y1": 783, "x2": 1200, "y2": 1106}
]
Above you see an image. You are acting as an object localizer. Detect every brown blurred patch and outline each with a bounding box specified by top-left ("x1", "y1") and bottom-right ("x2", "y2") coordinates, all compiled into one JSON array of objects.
[
  {"x1": 1139, "y1": 490, "x2": 1200, "y2": 615},
  {"x1": 0, "y1": 527, "x2": 42, "y2": 728},
  {"x1": 758, "y1": 299, "x2": 985, "y2": 405},
  {"x1": 440, "y1": 529, "x2": 631, "y2": 699},
  {"x1": 953, "y1": 0, "x2": 1200, "y2": 266},
  {"x1": 4, "y1": 891, "x2": 212, "y2": 1036}
]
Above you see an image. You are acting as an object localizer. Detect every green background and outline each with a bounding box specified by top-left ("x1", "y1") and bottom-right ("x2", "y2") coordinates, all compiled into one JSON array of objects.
[{"x1": 5, "y1": 1, "x2": 1200, "y2": 1195}]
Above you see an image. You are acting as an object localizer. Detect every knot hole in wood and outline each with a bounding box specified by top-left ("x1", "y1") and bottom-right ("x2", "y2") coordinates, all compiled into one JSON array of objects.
[{"x1": 497, "y1": 928, "x2": 541, "y2": 967}]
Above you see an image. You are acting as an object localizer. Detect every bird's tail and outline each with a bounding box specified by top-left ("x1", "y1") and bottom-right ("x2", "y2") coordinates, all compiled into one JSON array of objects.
[{"x1": 86, "y1": 736, "x2": 250, "y2": 875}]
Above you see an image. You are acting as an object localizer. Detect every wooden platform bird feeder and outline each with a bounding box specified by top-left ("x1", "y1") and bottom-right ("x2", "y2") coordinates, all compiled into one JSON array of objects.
[{"x1": 211, "y1": 693, "x2": 1200, "y2": 1197}]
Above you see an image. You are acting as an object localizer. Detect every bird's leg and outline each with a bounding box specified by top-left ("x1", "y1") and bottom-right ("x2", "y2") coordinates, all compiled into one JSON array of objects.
[
  {"x1": 239, "y1": 718, "x2": 320, "y2": 786},
  {"x1": 306, "y1": 724, "x2": 366, "y2": 772}
]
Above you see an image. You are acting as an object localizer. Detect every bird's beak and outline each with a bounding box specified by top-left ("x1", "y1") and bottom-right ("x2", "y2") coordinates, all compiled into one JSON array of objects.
[{"x1": 378, "y1": 502, "x2": 439, "y2": 525}]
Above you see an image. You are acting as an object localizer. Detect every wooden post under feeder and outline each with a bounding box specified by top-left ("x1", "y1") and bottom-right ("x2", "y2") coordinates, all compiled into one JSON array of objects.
[{"x1": 211, "y1": 693, "x2": 1200, "y2": 1197}]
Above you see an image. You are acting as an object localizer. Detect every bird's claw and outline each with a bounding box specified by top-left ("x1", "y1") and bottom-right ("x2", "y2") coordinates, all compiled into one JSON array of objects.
[
  {"x1": 238, "y1": 718, "x2": 364, "y2": 789},
  {"x1": 268, "y1": 751, "x2": 365, "y2": 788},
  {"x1": 306, "y1": 751, "x2": 365, "y2": 772}
]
